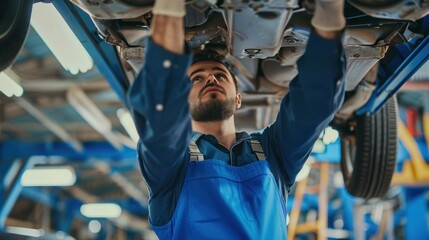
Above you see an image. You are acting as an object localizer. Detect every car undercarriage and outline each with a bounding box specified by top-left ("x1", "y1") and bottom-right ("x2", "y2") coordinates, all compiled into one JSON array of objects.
[{"x1": 2, "y1": 0, "x2": 429, "y2": 199}]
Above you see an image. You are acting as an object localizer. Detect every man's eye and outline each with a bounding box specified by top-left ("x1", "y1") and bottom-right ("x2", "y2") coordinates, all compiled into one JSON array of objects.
[
  {"x1": 215, "y1": 74, "x2": 227, "y2": 80},
  {"x1": 192, "y1": 76, "x2": 203, "y2": 82}
]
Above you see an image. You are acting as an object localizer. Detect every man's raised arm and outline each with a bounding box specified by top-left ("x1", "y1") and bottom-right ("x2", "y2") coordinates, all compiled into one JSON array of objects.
[
  {"x1": 312, "y1": 0, "x2": 345, "y2": 39},
  {"x1": 260, "y1": 0, "x2": 346, "y2": 188},
  {"x1": 126, "y1": 0, "x2": 192, "y2": 195},
  {"x1": 151, "y1": 0, "x2": 185, "y2": 54}
]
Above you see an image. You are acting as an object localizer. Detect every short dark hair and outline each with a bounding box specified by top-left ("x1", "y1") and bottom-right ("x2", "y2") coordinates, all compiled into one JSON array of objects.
[{"x1": 192, "y1": 49, "x2": 238, "y2": 91}]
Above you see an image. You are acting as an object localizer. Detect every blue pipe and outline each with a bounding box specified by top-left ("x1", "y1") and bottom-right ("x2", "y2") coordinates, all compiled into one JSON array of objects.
[{"x1": 0, "y1": 159, "x2": 35, "y2": 228}]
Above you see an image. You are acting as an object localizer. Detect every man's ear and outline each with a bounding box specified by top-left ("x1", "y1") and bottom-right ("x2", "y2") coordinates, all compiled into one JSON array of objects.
[{"x1": 236, "y1": 92, "x2": 242, "y2": 109}]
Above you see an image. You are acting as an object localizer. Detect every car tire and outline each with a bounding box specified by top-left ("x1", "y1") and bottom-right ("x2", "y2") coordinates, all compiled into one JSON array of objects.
[
  {"x1": 0, "y1": 0, "x2": 33, "y2": 72},
  {"x1": 340, "y1": 96, "x2": 398, "y2": 199}
]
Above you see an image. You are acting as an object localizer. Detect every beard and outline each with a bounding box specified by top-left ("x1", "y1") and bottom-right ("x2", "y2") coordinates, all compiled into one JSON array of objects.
[{"x1": 190, "y1": 95, "x2": 236, "y2": 122}]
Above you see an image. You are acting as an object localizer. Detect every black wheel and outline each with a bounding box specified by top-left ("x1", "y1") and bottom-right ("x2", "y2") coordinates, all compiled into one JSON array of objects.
[
  {"x1": 0, "y1": 0, "x2": 32, "y2": 72},
  {"x1": 340, "y1": 96, "x2": 397, "y2": 199}
]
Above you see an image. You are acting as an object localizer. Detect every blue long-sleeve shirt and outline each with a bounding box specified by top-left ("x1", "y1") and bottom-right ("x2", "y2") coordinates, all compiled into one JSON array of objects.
[{"x1": 127, "y1": 31, "x2": 346, "y2": 226}]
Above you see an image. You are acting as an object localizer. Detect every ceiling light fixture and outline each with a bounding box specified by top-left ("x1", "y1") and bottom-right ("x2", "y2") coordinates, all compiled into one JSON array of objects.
[
  {"x1": 322, "y1": 127, "x2": 339, "y2": 145},
  {"x1": 67, "y1": 87, "x2": 111, "y2": 133},
  {"x1": 295, "y1": 164, "x2": 311, "y2": 182},
  {"x1": 20, "y1": 166, "x2": 77, "y2": 187},
  {"x1": 0, "y1": 70, "x2": 23, "y2": 97},
  {"x1": 67, "y1": 87, "x2": 123, "y2": 150},
  {"x1": 295, "y1": 159, "x2": 312, "y2": 182},
  {"x1": 117, "y1": 108, "x2": 140, "y2": 143},
  {"x1": 31, "y1": 3, "x2": 93, "y2": 75},
  {"x1": 6, "y1": 227, "x2": 44, "y2": 238},
  {"x1": 80, "y1": 203, "x2": 122, "y2": 219},
  {"x1": 311, "y1": 139, "x2": 326, "y2": 154},
  {"x1": 88, "y1": 220, "x2": 102, "y2": 234}
]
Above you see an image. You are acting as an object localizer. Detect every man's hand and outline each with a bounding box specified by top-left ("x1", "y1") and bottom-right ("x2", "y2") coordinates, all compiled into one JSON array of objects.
[
  {"x1": 151, "y1": 0, "x2": 186, "y2": 54},
  {"x1": 152, "y1": 0, "x2": 186, "y2": 17},
  {"x1": 311, "y1": 0, "x2": 345, "y2": 39}
]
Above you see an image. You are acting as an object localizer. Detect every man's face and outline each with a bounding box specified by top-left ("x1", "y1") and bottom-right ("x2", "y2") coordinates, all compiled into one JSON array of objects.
[{"x1": 187, "y1": 61, "x2": 241, "y2": 122}]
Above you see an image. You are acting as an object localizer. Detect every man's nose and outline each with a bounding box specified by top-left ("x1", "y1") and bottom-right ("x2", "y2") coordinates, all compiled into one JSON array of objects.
[{"x1": 205, "y1": 74, "x2": 219, "y2": 84}]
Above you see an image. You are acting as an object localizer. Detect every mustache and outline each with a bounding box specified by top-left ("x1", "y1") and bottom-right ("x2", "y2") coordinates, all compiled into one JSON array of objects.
[{"x1": 198, "y1": 83, "x2": 226, "y2": 97}]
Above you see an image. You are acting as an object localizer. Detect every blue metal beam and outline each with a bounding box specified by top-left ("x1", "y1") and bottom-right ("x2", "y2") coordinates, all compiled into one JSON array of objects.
[
  {"x1": 0, "y1": 159, "x2": 35, "y2": 228},
  {"x1": 404, "y1": 187, "x2": 429, "y2": 240},
  {"x1": 21, "y1": 187, "x2": 58, "y2": 208},
  {"x1": 0, "y1": 158, "x2": 18, "y2": 200},
  {"x1": 357, "y1": 33, "x2": 429, "y2": 114},
  {"x1": 0, "y1": 141, "x2": 137, "y2": 161},
  {"x1": 54, "y1": 199, "x2": 81, "y2": 234},
  {"x1": 96, "y1": 220, "x2": 109, "y2": 240},
  {"x1": 52, "y1": 1, "x2": 129, "y2": 104}
]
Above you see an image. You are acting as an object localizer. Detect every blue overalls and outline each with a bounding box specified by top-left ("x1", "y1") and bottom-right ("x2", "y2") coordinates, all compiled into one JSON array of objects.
[{"x1": 151, "y1": 140, "x2": 288, "y2": 239}]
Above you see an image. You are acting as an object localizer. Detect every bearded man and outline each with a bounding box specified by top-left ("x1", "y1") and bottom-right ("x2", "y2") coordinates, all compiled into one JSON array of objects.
[{"x1": 127, "y1": 0, "x2": 346, "y2": 239}]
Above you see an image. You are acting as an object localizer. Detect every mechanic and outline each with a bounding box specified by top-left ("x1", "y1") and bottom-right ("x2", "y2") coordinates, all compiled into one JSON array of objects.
[{"x1": 127, "y1": 0, "x2": 346, "y2": 239}]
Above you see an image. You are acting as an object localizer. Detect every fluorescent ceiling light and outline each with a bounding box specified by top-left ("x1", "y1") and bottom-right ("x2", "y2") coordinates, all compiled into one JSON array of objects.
[
  {"x1": 312, "y1": 139, "x2": 326, "y2": 154},
  {"x1": 21, "y1": 166, "x2": 77, "y2": 187},
  {"x1": 6, "y1": 227, "x2": 44, "y2": 237},
  {"x1": 67, "y1": 87, "x2": 111, "y2": 133},
  {"x1": 295, "y1": 163, "x2": 311, "y2": 182},
  {"x1": 117, "y1": 108, "x2": 140, "y2": 143},
  {"x1": 88, "y1": 220, "x2": 102, "y2": 234},
  {"x1": 295, "y1": 157, "x2": 314, "y2": 182},
  {"x1": 322, "y1": 127, "x2": 339, "y2": 145},
  {"x1": 67, "y1": 87, "x2": 123, "y2": 150},
  {"x1": 31, "y1": 3, "x2": 93, "y2": 74},
  {"x1": 0, "y1": 71, "x2": 23, "y2": 97},
  {"x1": 81, "y1": 203, "x2": 122, "y2": 218}
]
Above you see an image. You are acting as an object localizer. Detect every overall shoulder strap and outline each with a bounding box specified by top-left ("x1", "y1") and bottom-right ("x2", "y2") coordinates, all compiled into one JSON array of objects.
[
  {"x1": 189, "y1": 141, "x2": 204, "y2": 162},
  {"x1": 250, "y1": 138, "x2": 289, "y2": 209},
  {"x1": 250, "y1": 139, "x2": 266, "y2": 160}
]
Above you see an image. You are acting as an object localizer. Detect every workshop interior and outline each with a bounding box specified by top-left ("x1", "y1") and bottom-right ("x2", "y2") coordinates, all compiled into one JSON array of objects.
[{"x1": 1, "y1": 0, "x2": 429, "y2": 239}]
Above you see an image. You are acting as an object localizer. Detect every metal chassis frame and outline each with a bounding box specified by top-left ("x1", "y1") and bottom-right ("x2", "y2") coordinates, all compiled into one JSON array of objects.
[{"x1": 357, "y1": 17, "x2": 429, "y2": 114}]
